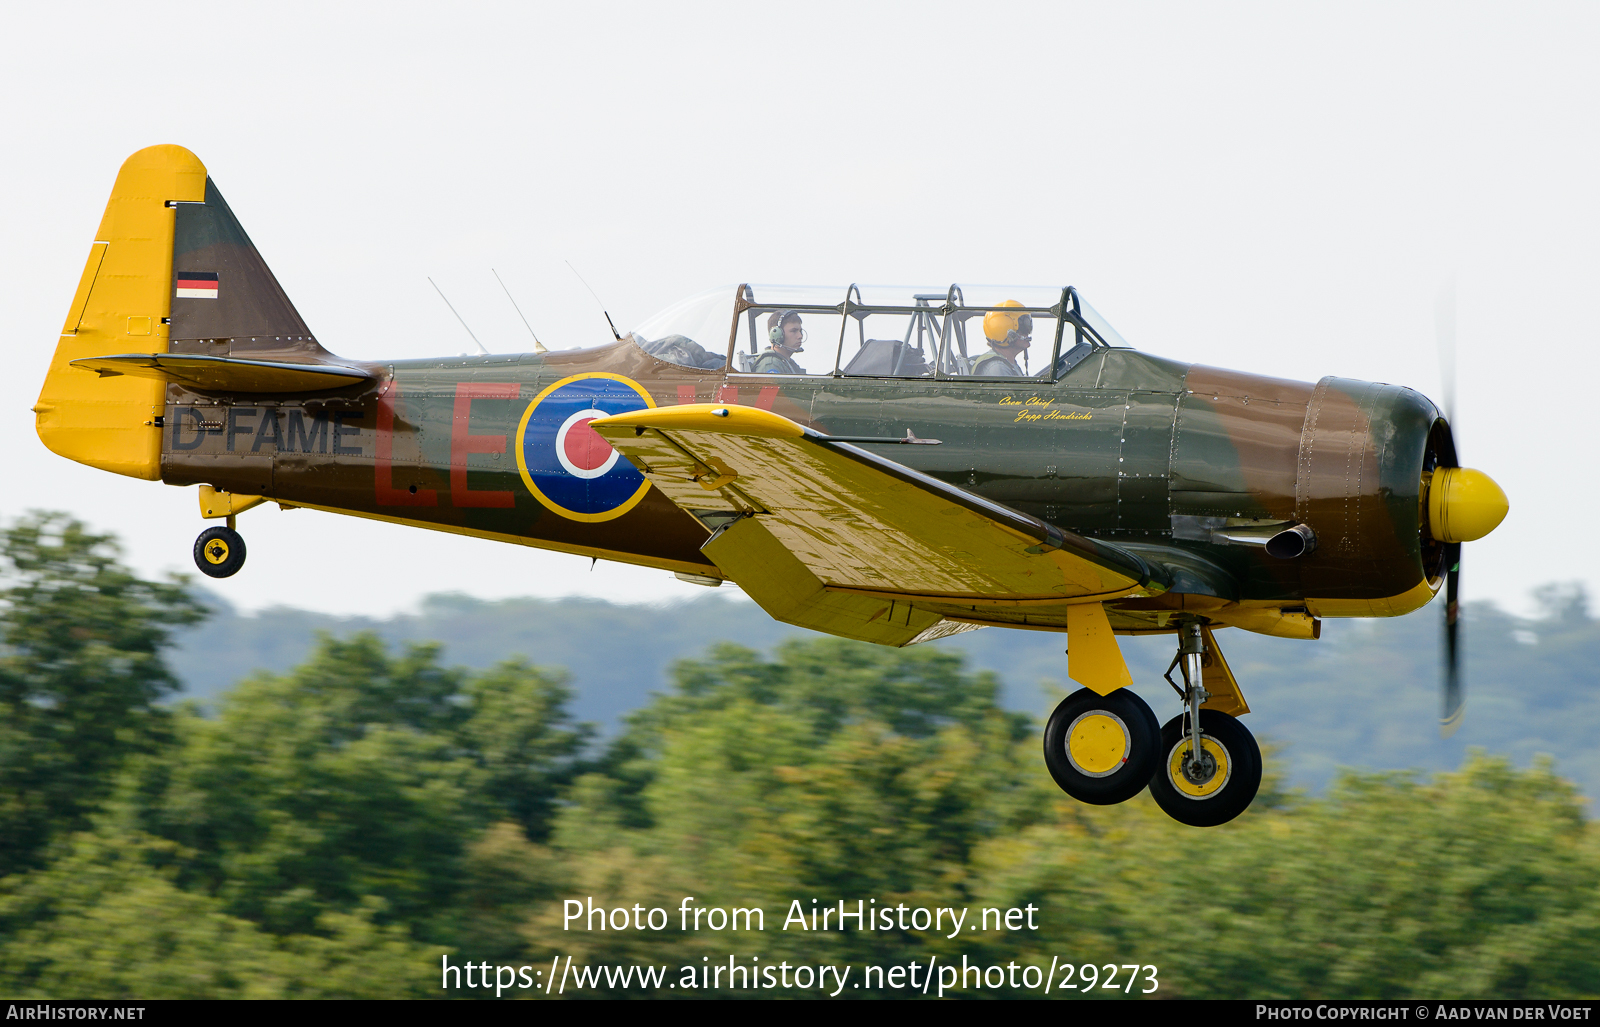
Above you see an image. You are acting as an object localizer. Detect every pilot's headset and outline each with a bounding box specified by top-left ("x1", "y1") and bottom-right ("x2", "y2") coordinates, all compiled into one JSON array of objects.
[{"x1": 768, "y1": 310, "x2": 804, "y2": 350}]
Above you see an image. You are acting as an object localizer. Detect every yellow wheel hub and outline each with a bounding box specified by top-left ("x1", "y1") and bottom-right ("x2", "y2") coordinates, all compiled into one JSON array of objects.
[
  {"x1": 1066, "y1": 712, "x2": 1129, "y2": 777},
  {"x1": 1167, "y1": 736, "x2": 1230, "y2": 798},
  {"x1": 204, "y1": 540, "x2": 231, "y2": 565}
]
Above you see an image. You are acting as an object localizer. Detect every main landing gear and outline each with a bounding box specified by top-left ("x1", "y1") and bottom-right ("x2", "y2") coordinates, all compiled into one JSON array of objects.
[
  {"x1": 1042, "y1": 619, "x2": 1261, "y2": 827},
  {"x1": 193, "y1": 517, "x2": 247, "y2": 578},
  {"x1": 1147, "y1": 621, "x2": 1262, "y2": 826},
  {"x1": 1042, "y1": 685, "x2": 1161, "y2": 805}
]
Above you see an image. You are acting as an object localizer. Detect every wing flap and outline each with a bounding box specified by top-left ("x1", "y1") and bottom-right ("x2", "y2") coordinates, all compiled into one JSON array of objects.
[
  {"x1": 704, "y1": 514, "x2": 983, "y2": 646},
  {"x1": 70, "y1": 353, "x2": 374, "y2": 393}
]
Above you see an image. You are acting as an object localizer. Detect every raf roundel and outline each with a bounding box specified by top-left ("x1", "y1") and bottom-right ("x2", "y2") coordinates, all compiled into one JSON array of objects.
[
  {"x1": 555, "y1": 408, "x2": 621, "y2": 479},
  {"x1": 515, "y1": 373, "x2": 655, "y2": 522}
]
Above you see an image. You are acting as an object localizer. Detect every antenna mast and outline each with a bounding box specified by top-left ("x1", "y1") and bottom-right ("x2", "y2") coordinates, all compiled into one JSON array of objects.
[
  {"x1": 492, "y1": 268, "x2": 548, "y2": 354},
  {"x1": 565, "y1": 260, "x2": 622, "y2": 340},
  {"x1": 428, "y1": 277, "x2": 490, "y2": 355}
]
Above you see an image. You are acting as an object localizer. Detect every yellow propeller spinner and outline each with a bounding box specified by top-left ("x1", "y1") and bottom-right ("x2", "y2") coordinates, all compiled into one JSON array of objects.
[{"x1": 1427, "y1": 467, "x2": 1509, "y2": 544}]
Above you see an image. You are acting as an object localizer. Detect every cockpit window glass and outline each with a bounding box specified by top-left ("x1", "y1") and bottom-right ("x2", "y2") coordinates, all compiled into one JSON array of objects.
[
  {"x1": 837, "y1": 305, "x2": 939, "y2": 378},
  {"x1": 1053, "y1": 337, "x2": 1096, "y2": 377},
  {"x1": 1076, "y1": 297, "x2": 1131, "y2": 349},
  {"x1": 937, "y1": 303, "x2": 1061, "y2": 380},
  {"x1": 730, "y1": 285, "x2": 845, "y2": 376},
  {"x1": 915, "y1": 286, "x2": 1059, "y2": 380},
  {"x1": 630, "y1": 286, "x2": 736, "y2": 369},
  {"x1": 735, "y1": 308, "x2": 843, "y2": 376},
  {"x1": 830, "y1": 286, "x2": 1062, "y2": 379},
  {"x1": 827, "y1": 285, "x2": 944, "y2": 378},
  {"x1": 632, "y1": 284, "x2": 1131, "y2": 378}
]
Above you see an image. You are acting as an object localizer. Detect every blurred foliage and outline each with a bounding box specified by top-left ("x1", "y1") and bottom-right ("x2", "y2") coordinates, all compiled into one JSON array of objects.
[
  {"x1": 164, "y1": 581, "x2": 1600, "y2": 803},
  {"x1": 0, "y1": 832, "x2": 430, "y2": 998},
  {"x1": 0, "y1": 513, "x2": 204, "y2": 876},
  {"x1": 529, "y1": 646, "x2": 1600, "y2": 999},
  {"x1": 125, "y1": 635, "x2": 589, "y2": 938},
  {"x1": 1, "y1": 515, "x2": 1597, "y2": 999}
]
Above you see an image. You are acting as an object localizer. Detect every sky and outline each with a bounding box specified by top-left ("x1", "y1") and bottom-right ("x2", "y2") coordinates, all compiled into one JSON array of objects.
[{"x1": 1, "y1": 1, "x2": 1594, "y2": 617}]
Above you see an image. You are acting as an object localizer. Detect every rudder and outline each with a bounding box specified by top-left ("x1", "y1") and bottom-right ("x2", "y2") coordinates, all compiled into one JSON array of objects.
[{"x1": 36, "y1": 145, "x2": 206, "y2": 479}]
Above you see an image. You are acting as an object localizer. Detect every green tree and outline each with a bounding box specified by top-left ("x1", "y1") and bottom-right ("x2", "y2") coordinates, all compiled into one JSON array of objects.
[
  {"x1": 131, "y1": 634, "x2": 588, "y2": 938},
  {"x1": 528, "y1": 639, "x2": 1600, "y2": 1000},
  {"x1": 531, "y1": 638, "x2": 1041, "y2": 971},
  {"x1": 595, "y1": 639, "x2": 1028, "y2": 826},
  {"x1": 461, "y1": 657, "x2": 594, "y2": 843},
  {"x1": 0, "y1": 830, "x2": 435, "y2": 998},
  {"x1": 0, "y1": 513, "x2": 205, "y2": 876},
  {"x1": 4, "y1": 516, "x2": 1596, "y2": 1001},
  {"x1": 967, "y1": 754, "x2": 1600, "y2": 999}
]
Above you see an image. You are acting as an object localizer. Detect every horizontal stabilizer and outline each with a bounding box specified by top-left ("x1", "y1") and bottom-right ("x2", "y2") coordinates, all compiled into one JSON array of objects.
[{"x1": 70, "y1": 353, "x2": 373, "y2": 393}]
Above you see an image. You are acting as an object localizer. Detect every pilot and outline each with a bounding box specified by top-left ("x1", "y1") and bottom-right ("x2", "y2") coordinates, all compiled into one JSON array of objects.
[
  {"x1": 971, "y1": 300, "x2": 1033, "y2": 376},
  {"x1": 752, "y1": 310, "x2": 807, "y2": 374}
]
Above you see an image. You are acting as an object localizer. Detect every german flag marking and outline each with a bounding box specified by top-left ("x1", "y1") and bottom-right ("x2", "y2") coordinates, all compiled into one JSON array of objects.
[{"x1": 176, "y1": 271, "x2": 218, "y2": 299}]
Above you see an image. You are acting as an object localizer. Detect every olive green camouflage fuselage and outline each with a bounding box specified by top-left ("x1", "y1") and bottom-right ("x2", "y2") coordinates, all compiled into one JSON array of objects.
[{"x1": 159, "y1": 334, "x2": 1447, "y2": 630}]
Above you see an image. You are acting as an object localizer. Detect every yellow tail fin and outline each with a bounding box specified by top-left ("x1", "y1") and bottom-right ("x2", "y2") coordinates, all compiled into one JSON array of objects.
[{"x1": 35, "y1": 145, "x2": 206, "y2": 479}]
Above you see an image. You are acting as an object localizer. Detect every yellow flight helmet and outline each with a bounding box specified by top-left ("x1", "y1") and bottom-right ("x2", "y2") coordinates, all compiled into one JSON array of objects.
[{"x1": 983, "y1": 300, "x2": 1034, "y2": 344}]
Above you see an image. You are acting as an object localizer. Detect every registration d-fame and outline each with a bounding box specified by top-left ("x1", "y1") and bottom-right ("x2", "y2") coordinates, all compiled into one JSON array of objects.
[{"x1": 36, "y1": 146, "x2": 1509, "y2": 826}]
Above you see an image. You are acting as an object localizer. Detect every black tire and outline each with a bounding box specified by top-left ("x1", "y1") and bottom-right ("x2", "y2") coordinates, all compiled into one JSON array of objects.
[
  {"x1": 193, "y1": 526, "x2": 247, "y2": 578},
  {"x1": 1042, "y1": 687, "x2": 1160, "y2": 805},
  {"x1": 1148, "y1": 709, "x2": 1262, "y2": 827}
]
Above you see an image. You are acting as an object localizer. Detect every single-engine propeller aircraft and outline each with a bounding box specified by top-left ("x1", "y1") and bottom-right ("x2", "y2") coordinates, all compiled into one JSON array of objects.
[{"x1": 36, "y1": 146, "x2": 1510, "y2": 826}]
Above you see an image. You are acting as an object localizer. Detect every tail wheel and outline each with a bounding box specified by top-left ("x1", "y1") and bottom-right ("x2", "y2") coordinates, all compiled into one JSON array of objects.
[
  {"x1": 1042, "y1": 687, "x2": 1160, "y2": 805},
  {"x1": 1148, "y1": 709, "x2": 1262, "y2": 827},
  {"x1": 193, "y1": 526, "x2": 247, "y2": 578}
]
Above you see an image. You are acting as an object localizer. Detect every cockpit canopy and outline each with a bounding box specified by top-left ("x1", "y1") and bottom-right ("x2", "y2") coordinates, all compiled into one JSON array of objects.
[{"x1": 630, "y1": 284, "x2": 1132, "y2": 379}]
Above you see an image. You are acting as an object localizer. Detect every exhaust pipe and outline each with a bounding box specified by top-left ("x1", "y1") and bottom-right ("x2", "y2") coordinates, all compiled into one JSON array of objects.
[{"x1": 1265, "y1": 524, "x2": 1317, "y2": 560}]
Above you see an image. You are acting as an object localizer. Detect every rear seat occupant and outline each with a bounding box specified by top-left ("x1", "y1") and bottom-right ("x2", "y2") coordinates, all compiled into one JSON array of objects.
[
  {"x1": 972, "y1": 300, "x2": 1032, "y2": 376},
  {"x1": 752, "y1": 310, "x2": 807, "y2": 374}
]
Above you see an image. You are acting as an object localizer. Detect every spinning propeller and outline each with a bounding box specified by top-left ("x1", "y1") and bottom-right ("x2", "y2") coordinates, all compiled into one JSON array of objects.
[{"x1": 1430, "y1": 283, "x2": 1509, "y2": 737}]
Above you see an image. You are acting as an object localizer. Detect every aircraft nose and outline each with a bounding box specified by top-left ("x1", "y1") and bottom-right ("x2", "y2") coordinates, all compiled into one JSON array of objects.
[{"x1": 1427, "y1": 467, "x2": 1509, "y2": 542}]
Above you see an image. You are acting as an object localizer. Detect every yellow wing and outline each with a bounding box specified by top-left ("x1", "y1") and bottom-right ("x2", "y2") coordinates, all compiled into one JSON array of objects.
[{"x1": 589, "y1": 403, "x2": 1164, "y2": 650}]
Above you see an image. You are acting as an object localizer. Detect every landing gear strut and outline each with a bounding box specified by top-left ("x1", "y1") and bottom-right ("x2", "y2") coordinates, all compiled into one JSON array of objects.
[
  {"x1": 1148, "y1": 620, "x2": 1261, "y2": 827},
  {"x1": 193, "y1": 516, "x2": 247, "y2": 578}
]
